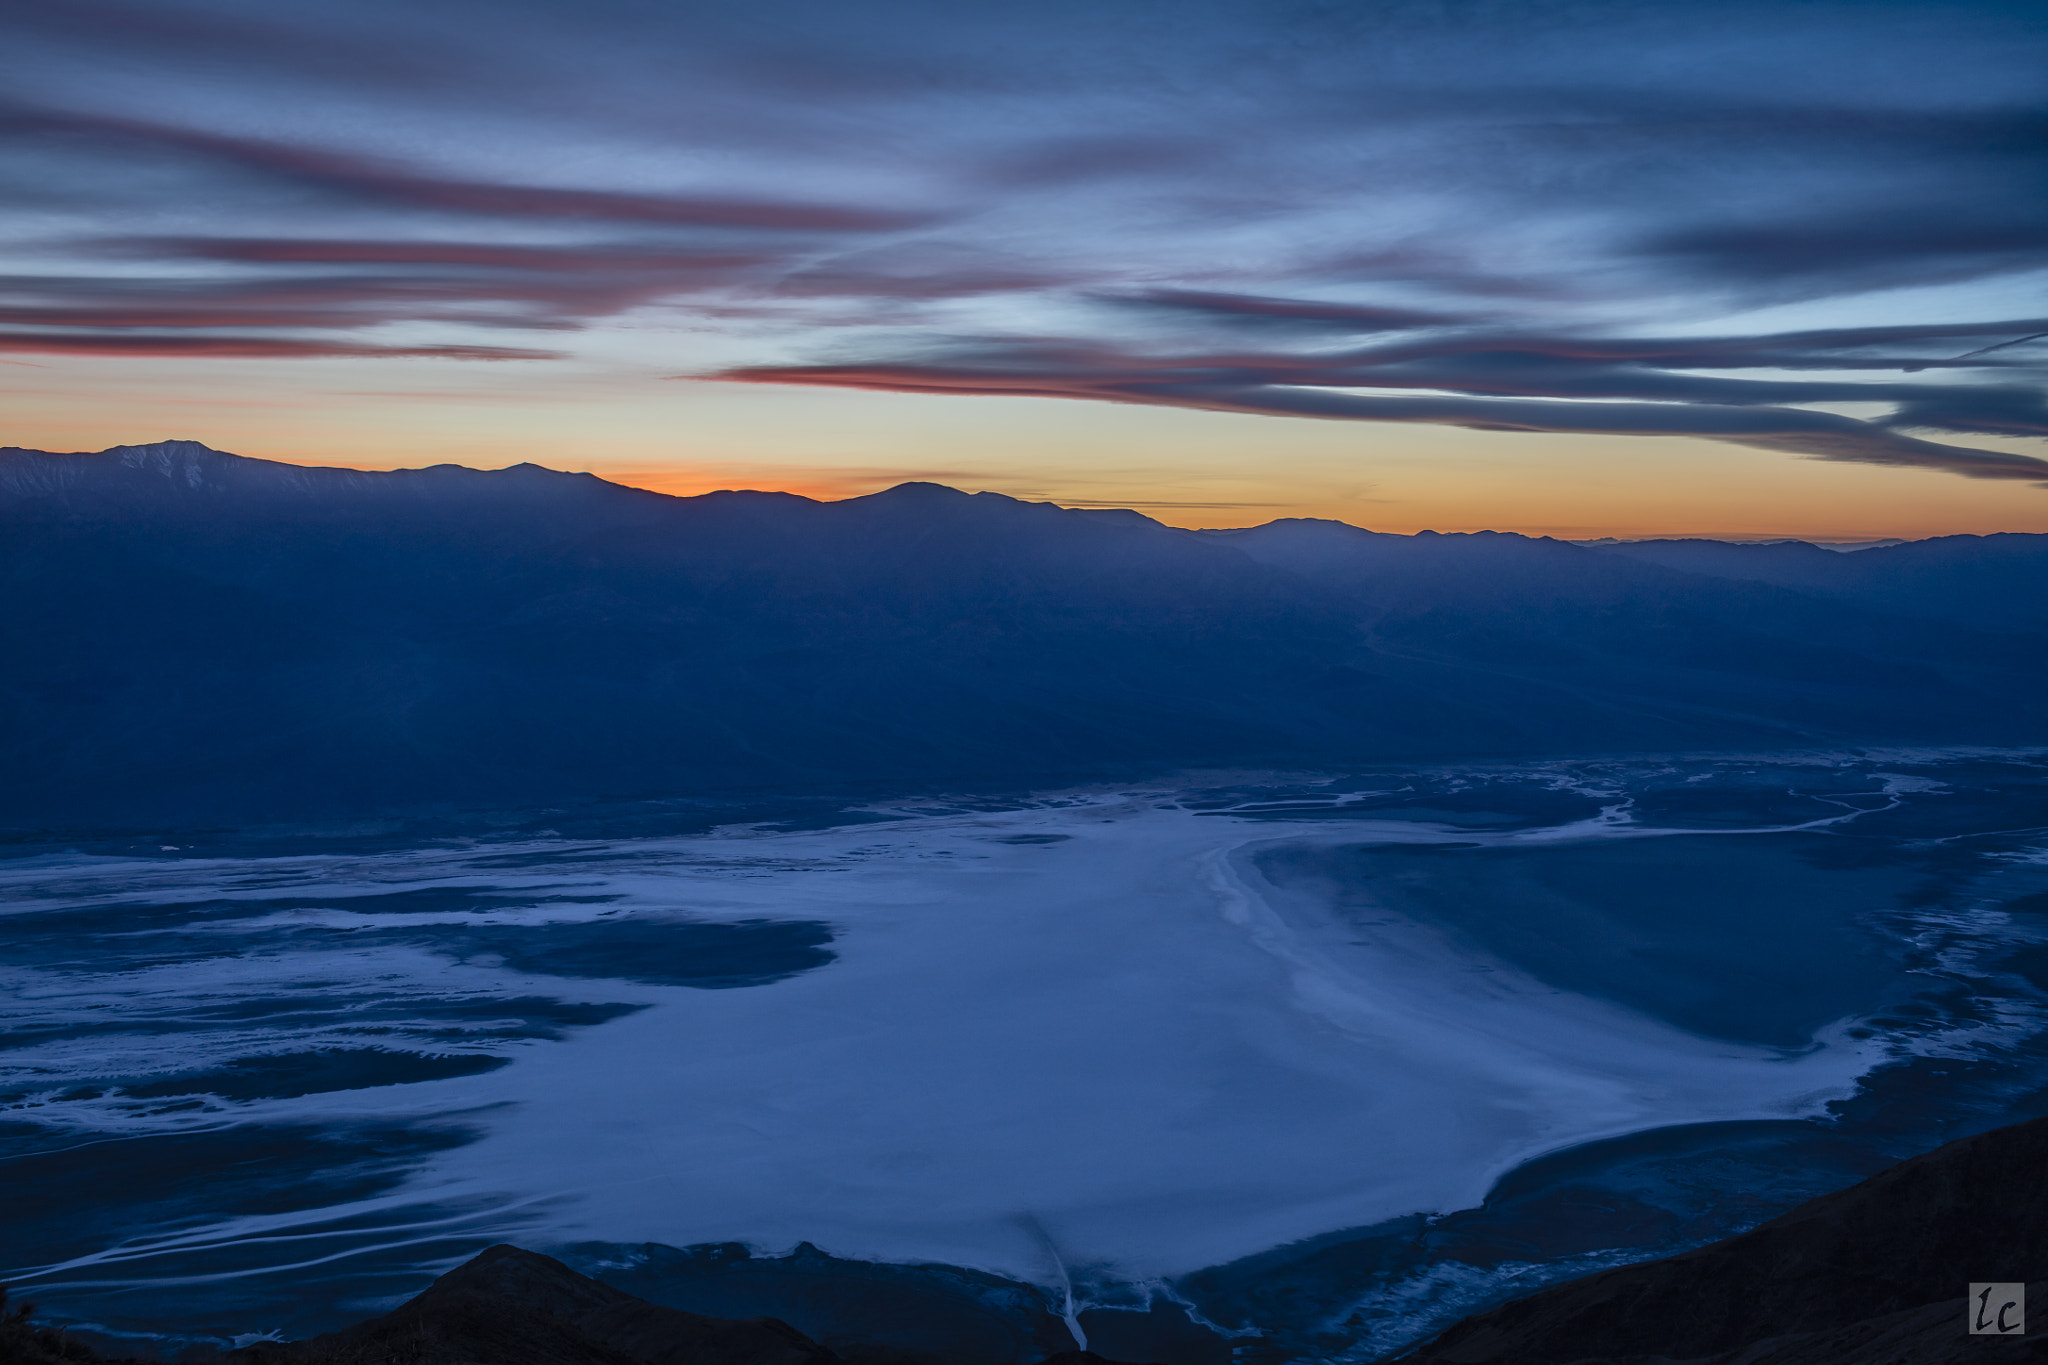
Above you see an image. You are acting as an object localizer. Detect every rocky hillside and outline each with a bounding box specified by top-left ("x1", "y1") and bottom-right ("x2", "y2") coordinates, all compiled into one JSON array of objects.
[{"x1": 1390, "y1": 1115, "x2": 2048, "y2": 1365}]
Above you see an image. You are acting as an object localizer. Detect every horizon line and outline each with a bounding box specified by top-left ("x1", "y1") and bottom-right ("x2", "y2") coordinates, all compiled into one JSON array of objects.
[{"x1": 5, "y1": 437, "x2": 2005, "y2": 546}]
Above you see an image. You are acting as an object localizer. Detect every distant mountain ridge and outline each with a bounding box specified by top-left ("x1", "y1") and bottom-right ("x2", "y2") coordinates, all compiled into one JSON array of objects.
[
  {"x1": 4, "y1": 441, "x2": 2046, "y2": 828},
  {"x1": 1587, "y1": 535, "x2": 2048, "y2": 634}
]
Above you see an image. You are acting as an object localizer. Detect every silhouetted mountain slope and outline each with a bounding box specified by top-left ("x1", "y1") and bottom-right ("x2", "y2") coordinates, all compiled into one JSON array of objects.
[
  {"x1": 1, "y1": 1286, "x2": 113, "y2": 1365},
  {"x1": 11, "y1": 1122, "x2": 2044, "y2": 1365},
  {"x1": 1392, "y1": 1115, "x2": 2048, "y2": 1365},
  {"x1": 1590, "y1": 534, "x2": 2048, "y2": 634},
  {"x1": 226, "y1": 1245, "x2": 840, "y2": 1365},
  {"x1": 4, "y1": 442, "x2": 2046, "y2": 827},
  {"x1": 2, "y1": 1246, "x2": 1154, "y2": 1365}
]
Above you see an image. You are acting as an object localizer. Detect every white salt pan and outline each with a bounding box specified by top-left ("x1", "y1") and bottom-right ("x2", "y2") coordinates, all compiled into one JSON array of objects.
[{"x1": 1, "y1": 793, "x2": 1888, "y2": 1290}]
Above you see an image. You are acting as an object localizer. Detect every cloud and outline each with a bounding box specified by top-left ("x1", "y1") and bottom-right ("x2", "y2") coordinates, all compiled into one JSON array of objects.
[
  {"x1": 0, "y1": 332, "x2": 557, "y2": 359},
  {"x1": 0, "y1": 101, "x2": 936, "y2": 232},
  {"x1": 1100, "y1": 290, "x2": 1467, "y2": 333},
  {"x1": 0, "y1": 93, "x2": 942, "y2": 353},
  {"x1": 1884, "y1": 388, "x2": 2048, "y2": 439},
  {"x1": 713, "y1": 320, "x2": 2048, "y2": 483},
  {"x1": 144, "y1": 238, "x2": 777, "y2": 273},
  {"x1": 1647, "y1": 217, "x2": 2048, "y2": 291},
  {"x1": 763, "y1": 243, "x2": 1083, "y2": 301},
  {"x1": 0, "y1": 240, "x2": 804, "y2": 352}
]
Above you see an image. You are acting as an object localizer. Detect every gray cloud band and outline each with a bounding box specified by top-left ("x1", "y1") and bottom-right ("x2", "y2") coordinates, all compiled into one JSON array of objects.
[
  {"x1": 716, "y1": 344, "x2": 2048, "y2": 484},
  {"x1": 1166, "y1": 384, "x2": 2048, "y2": 483}
]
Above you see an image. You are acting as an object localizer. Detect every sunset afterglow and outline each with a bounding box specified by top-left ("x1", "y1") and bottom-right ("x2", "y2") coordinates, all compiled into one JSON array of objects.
[{"x1": 4, "y1": 0, "x2": 2044, "y2": 536}]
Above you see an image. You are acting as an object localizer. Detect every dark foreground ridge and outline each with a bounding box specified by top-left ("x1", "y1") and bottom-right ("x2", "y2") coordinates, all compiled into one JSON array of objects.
[
  {"x1": 6, "y1": 441, "x2": 2048, "y2": 830},
  {"x1": 0, "y1": 1246, "x2": 1156, "y2": 1365},
  {"x1": 8, "y1": 1117, "x2": 2044, "y2": 1365},
  {"x1": 1392, "y1": 1114, "x2": 2048, "y2": 1365},
  {"x1": 229, "y1": 1244, "x2": 838, "y2": 1365}
]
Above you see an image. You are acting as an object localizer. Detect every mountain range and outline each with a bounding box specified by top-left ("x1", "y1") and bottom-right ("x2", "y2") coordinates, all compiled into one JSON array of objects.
[{"x1": 5, "y1": 440, "x2": 2045, "y2": 829}]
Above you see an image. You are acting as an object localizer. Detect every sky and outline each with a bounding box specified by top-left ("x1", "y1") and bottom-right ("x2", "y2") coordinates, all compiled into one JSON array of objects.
[{"x1": 3, "y1": 0, "x2": 2046, "y2": 538}]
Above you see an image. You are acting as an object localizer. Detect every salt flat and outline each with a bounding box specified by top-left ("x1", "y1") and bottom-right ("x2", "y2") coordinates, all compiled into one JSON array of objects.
[{"x1": 1, "y1": 777, "x2": 1925, "y2": 1307}]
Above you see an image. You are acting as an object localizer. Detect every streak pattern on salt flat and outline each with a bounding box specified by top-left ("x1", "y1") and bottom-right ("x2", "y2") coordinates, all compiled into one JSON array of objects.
[{"x1": 1, "y1": 785, "x2": 1920, "y2": 1301}]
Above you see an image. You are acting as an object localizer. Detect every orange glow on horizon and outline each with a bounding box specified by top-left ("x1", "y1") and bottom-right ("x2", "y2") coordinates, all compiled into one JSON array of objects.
[{"x1": 9, "y1": 353, "x2": 2048, "y2": 543}]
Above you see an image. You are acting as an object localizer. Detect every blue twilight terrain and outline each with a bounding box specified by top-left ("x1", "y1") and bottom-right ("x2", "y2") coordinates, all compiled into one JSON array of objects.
[
  {"x1": 4, "y1": 755, "x2": 2046, "y2": 1364},
  {"x1": 4, "y1": 441, "x2": 2048, "y2": 832}
]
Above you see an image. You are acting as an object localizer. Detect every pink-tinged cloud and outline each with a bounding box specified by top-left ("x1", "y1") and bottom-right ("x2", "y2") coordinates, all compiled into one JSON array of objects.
[
  {"x1": 0, "y1": 333, "x2": 559, "y2": 359},
  {"x1": 713, "y1": 331, "x2": 2048, "y2": 485},
  {"x1": 8, "y1": 241, "x2": 792, "y2": 333},
  {"x1": 0, "y1": 301, "x2": 580, "y2": 330},
  {"x1": 139, "y1": 238, "x2": 777, "y2": 272}
]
